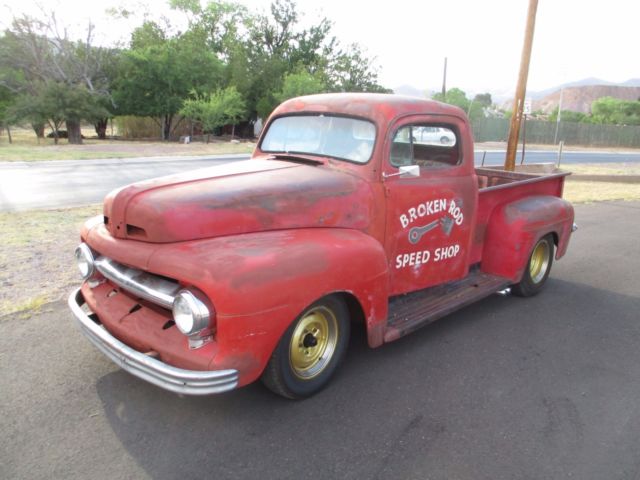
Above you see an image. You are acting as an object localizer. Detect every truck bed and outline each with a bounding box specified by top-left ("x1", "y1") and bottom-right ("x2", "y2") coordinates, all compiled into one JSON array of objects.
[
  {"x1": 469, "y1": 164, "x2": 571, "y2": 265},
  {"x1": 476, "y1": 163, "x2": 569, "y2": 191}
]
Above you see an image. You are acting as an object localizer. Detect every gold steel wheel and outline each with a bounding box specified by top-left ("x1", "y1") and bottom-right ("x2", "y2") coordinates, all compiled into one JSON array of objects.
[
  {"x1": 529, "y1": 239, "x2": 551, "y2": 284},
  {"x1": 289, "y1": 306, "x2": 339, "y2": 379}
]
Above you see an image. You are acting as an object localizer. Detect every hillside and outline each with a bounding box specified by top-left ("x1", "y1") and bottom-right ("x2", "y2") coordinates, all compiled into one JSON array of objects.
[{"x1": 532, "y1": 85, "x2": 640, "y2": 114}]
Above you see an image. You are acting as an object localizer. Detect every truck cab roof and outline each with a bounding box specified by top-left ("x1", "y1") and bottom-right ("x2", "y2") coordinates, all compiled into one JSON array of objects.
[{"x1": 272, "y1": 93, "x2": 468, "y2": 126}]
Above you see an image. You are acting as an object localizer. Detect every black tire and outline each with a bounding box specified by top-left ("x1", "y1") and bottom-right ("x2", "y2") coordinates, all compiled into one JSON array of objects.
[
  {"x1": 512, "y1": 234, "x2": 554, "y2": 297},
  {"x1": 261, "y1": 295, "x2": 350, "y2": 399}
]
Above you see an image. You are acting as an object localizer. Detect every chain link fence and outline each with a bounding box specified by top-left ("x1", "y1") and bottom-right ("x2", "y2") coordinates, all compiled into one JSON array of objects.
[{"x1": 471, "y1": 117, "x2": 640, "y2": 148}]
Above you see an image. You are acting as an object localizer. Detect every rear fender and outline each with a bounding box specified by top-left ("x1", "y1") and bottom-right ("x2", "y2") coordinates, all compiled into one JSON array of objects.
[
  {"x1": 147, "y1": 228, "x2": 389, "y2": 385},
  {"x1": 481, "y1": 196, "x2": 574, "y2": 282}
]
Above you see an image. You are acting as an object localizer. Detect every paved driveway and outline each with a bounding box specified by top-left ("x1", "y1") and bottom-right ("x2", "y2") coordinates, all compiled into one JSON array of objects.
[
  {"x1": 3, "y1": 149, "x2": 640, "y2": 211},
  {"x1": 1, "y1": 201, "x2": 639, "y2": 479}
]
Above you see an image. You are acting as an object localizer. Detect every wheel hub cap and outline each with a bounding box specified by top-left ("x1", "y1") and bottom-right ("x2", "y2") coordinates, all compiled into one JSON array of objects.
[
  {"x1": 289, "y1": 307, "x2": 338, "y2": 379},
  {"x1": 530, "y1": 240, "x2": 550, "y2": 284}
]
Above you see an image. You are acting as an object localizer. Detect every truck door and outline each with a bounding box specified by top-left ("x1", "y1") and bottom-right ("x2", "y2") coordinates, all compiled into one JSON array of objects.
[{"x1": 383, "y1": 117, "x2": 477, "y2": 296}]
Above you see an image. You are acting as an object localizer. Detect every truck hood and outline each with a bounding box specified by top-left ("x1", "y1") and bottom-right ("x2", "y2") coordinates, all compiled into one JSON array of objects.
[{"x1": 103, "y1": 158, "x2": 374, "y2": 243}]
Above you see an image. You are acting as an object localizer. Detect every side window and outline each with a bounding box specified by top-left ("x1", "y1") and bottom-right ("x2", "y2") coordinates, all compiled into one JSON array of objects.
[{"x1": 390, "y1": 124, "x2": 460, "y2": 169}]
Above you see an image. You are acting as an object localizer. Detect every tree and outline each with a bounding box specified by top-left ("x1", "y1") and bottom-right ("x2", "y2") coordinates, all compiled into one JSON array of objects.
[
  {"x1": 0, "y1": 12, "x2": 117, "y2": 143},
  {"x1": 182, "y1": 0, "x2": 389, "y2": 120},
  {"x1": 328, "y1": 44, "x2": 390, "y2": 93},
  {"x1": 170, "y1": 0, "x2": 249, "y2": 55},
  {"x1": 113, "y1": 26, "x2": 224, "y2": 140},
  {"x1": 432, "y1": 88, "x2": 485, "y2": 121},
  {"x1": 473, "y1": 93, "x2": 492, "y2": 108},
  {"x1": 591, "y1": 97, "x2": 640, "y2": 126},
  {"x1": 548, "y1": 107, "x2": 587, "y2": 123},
  {"x1": 11, "y1": 82, "x2": 108, "y2": 144},
  {"x1": 432, "y1": 88, "x2": 469, "y2": 110},
  {"x1": 275, "y1": 70, "x2": 326, "y2": 104},
  {"x1": 0, "y1": 85, "x2": 14, "y2": 143},
  {"x1": 180, "y1": 86, "x2": 247, "y2": 138}
]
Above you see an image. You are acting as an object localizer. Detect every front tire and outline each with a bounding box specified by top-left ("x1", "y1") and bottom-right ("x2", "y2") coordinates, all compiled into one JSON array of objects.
[
  {"x1": 261, "y1": 295, "x2": 350, "y2": 399},
  {"x1": 512, "y1": 234, "x2": 554, "y2": 297}
]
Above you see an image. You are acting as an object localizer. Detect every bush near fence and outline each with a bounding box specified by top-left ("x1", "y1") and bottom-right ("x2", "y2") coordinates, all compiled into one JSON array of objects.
[{"x1": 471, "y1": 117, "x2": 640, "y2": 148}]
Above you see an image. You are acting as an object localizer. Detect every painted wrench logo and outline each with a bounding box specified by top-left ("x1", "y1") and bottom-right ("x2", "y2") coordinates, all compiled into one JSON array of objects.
[{"x1": 408, "y1": 216, "x2": 454, "y2": 244}]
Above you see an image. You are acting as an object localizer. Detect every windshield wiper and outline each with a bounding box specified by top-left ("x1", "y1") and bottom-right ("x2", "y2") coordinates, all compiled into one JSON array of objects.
[{"x1": 268, "y1": 153, "x2": 324, "y2": 165}]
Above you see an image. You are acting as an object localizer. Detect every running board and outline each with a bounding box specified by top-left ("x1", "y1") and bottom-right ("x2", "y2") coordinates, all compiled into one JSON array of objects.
[{"x1": 384, "y1": 270, "x2": 511, "y2": 343}]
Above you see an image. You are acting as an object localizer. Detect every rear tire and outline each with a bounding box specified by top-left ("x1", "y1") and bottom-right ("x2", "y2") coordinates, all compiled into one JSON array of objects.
[
  {"x1": 512, "y1": 234, "x2": 554, "y2": 297},
  {"x1": 261, "y1": 295, "x2": 350, "y2": 399}
]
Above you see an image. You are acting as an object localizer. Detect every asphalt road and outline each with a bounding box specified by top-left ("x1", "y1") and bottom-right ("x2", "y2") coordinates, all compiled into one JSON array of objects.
[
  {"x1": 2, "y1": 149, "x2": 640, "y2": 212},
  {"x1": 2, "y1": 201, "x2": 640, "y2": 479},
  {"x1": 0, "y1": 154, "x2": 248, "y2": 212},
  {"x1": 474, "y1": 149, "x2": 640, "y2": 166}
]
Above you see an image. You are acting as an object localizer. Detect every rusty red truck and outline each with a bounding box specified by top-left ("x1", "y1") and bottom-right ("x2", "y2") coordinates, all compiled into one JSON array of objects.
[{"x1": 69, "y1": 93, "x2": 576, "y2": 399}]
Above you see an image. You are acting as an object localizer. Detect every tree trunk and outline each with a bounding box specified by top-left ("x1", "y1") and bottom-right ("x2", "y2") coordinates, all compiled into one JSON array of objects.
[
  {"x1": 66, "y1": 120, "x2": 83, "y2": 145},
  {"x1": 6, "y1": 126, "x2": 12, "y2": 144},
  {"x1": 94, "y1": 118, "x2": 108, "y2": 140},
  {"x1": 163, "y1": 115, "x2": 173, "y2": 141},
  {"x1": 231, "y1": 124, "x2": 236, "y2": 139},
  {"x1": 32, "y1": 123, "x2": 45, "y2": 139}
]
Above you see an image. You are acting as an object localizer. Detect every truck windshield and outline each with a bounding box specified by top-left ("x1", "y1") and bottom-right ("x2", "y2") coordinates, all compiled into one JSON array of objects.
[{"x1": 261, "y1": 115, "x2": 376, "y2": 164}]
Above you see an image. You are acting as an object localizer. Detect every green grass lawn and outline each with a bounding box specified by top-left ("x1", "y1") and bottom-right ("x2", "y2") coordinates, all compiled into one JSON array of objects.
[{"x1": 0, "y1": 128, "x2": 255, "y2": 162}]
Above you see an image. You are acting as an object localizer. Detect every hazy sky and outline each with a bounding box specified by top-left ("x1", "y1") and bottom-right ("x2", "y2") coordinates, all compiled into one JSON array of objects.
[{"x1": 2, "y1": 0, "x2": 638, "y2": 94}]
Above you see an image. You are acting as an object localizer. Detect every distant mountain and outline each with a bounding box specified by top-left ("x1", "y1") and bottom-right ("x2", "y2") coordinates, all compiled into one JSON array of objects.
[
  {"x1": 524, "y1": 77, "x2": 640, "y2": 100},
  {"x1": 396, "y1": 78, "x2": 640, "y2": 113},
  {"x1": 533, "y1": 85, "x2": 640, "y2": 114}
]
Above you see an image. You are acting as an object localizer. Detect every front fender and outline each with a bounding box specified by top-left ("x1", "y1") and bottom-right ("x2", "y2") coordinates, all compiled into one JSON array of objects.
[
  {"x1": 481, "y1": 195, "x2": 574, "y2": 282},
  {"x1": 146, "y1": 228, "x2": 389, "y2": 385}
]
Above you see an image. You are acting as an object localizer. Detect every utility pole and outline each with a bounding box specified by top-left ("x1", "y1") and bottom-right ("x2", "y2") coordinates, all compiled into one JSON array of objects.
[
  {"x1": 442, "y1": 57, "x2": 448, "y2": 97},
  {"x1": 553, "y1": 87, "x2": 564, "y2": 144},
  {"x1": 504, "y1": 0, "x2": 539, "y2": 171}
]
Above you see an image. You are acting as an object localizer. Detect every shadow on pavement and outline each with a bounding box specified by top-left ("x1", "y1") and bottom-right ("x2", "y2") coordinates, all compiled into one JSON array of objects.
[{"x1": 94, "y1": 277, "x2": 640, "y2": 480}]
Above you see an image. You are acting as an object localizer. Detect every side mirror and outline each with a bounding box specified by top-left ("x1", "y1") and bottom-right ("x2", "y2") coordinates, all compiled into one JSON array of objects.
[
  {"x1": 399, "y1": 165, "x2": 420, "y2": 177},
  {"x1": 383, "y1": 164, "x2": 420, "y2": 179}
]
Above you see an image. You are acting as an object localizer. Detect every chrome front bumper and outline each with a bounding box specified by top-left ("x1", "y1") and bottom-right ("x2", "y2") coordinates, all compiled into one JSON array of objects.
[{"x1": 68, "y1": 288, "x2": 239, "y2": 395}]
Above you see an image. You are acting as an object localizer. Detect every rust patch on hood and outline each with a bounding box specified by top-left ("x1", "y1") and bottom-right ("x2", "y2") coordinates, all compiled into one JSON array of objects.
[{"x1": 105, "y1": 158, "x2": 374, "y2": 243}]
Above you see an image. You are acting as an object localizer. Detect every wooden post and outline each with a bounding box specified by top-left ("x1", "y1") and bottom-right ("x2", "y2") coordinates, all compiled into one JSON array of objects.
[
  {"x1": 520, "y1": 114, "x2": 527, "y2": 165},
  {"x1": 505, "y1": 0, "x2": 538, "y2": 171}
]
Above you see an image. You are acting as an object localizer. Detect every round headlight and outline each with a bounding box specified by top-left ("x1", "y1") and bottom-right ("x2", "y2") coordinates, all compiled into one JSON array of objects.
[
  {"x1": 75, "y1": 243, "x2": 95, "y2": 280},
  {"x1": 172, "y1": 290, "x2": 210, "y2": 335}
]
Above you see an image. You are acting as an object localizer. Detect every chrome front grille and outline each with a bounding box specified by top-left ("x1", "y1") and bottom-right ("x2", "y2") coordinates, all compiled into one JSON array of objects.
[{"x1": 94, "y1": 257, "x2": 180, "y2": 309}]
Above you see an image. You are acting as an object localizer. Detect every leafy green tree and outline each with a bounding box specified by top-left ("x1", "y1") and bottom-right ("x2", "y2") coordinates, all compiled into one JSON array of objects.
[
  {"x1": 170, "y1": 0, "x2": 249, "y2": 54},
  {"x1": 275, "y1": 70, "x2": 326, "y2": 103},
  {"x1": 219, "y1": 86, "x2": 247, "y2": 136},
  {"x1": 473, "y1": 93, "x2": 492, "y2": 108},
  {"x1": 176, "y1": 0, "x2": 388, "y2": 120},
  {"x1": 432, "y1": 88, "x2": 486, "y2": 121},
  {"x1": 11, "y1": 82, "x2": 108, "y2": 144},
  {"x1": 0, "y1": 13, "x2": 117, "y2": 143},
  {"x1": 591, "y1": 97, "x2": 640, "y2": 125},
  {"x1": 432, "y1": 88, "x2": 469, "y2": 110},
  {"x1": 328, "y1": 44, "x2": 390, "y2": 93},
  {"x1": 113, "y1": 30, "x2": 224, "y2": 139},
  {"x1": 548, "y1": 107, "x2": 588, "y2": 123},
  {"x1": 180, "y1": 86, "x2": 247, "y2": 138}
]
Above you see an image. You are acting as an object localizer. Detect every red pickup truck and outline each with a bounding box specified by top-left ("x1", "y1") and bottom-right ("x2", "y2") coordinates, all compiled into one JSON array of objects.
[{"x1": 69, "y1": 93, "x2": 575, "y2": 399}]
